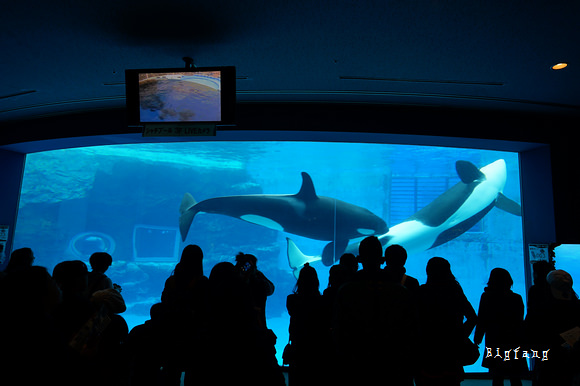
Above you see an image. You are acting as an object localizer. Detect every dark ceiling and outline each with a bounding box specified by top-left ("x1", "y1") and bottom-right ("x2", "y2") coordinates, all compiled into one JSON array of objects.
[{"x1": 1, "y1": 0, "x2": 579, "y2": 124}]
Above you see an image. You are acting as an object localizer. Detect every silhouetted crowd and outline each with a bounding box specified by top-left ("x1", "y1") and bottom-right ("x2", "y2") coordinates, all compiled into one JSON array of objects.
[
  {"x1": 1, "y1": 239, "x2": 579, "y2": 386},
  {"x1": 285, "y1": 238, "x2": 580, "y2": 386}
]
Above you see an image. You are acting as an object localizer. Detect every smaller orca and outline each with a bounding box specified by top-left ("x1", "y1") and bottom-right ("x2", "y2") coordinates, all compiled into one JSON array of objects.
[
  {"x1": 179, "y1": 172, "x2": 388, "y2": 262},
  {"x1": 287, "y1": 159, "x2": 521, "y2": 277}
]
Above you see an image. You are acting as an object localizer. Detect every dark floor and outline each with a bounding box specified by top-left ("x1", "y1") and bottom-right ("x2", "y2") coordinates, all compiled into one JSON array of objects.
[
  {"x1": 461, "y1": 381, "x2": 531, "y2": 386},
  {"x1": 177, "y1": 372, "x2": 532, "y2": 386}
]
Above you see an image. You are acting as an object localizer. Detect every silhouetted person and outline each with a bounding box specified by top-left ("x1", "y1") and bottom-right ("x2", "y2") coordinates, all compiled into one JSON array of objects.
[
  {"x1": 527, "y1": 260, "x2": 554, "y2": 314},
  {"x1": 321, "y1": 263, "x2": 350, "y2": 384},
  {"x1": 0, "y1": 265, "x2": 64, "y2": 385},
  {"x1": 3, "y1": 247, "x2": 35, "y2": 274},
  {"x1": 338, "y1": 252, "x2": 358, "y2": 281},
  {"x1": 415, "y1": 257, "x2": 477, "y2": 386},
  {"x1": 474, "y1": 268, "x2": 527, "y2": 386},
  {"x1": 206, "y1": 261, "x2": 284, "y2": 386},
  {"x1": 525, "y1": 260, "x2": 554, "y2": 386},
  {"x1": 322, "y1": 263, "x2": 350, "y2": 319},
  {"x1": 87, "y1": 252, "x2": 114, "y2": 295},
  {"x1": 525, "y1": 260, "x2": 556, "y2": 386},
  {"x1": 205, "y1": 261, "x2": 249, "y2": 386},
  {"x1": 234, "y1": 252, "x2": 275, "y2": 329},
  {"x1": 334, "y1": 236, "x2": 415, "y2": 386},
  {"x1": 525, "y1": 269, "x2": 580, "y2": 386},
  {"x1": 322, "y1": 253, "x2": 357, "y2": 325},
  {"x1": 287, "y1": 263, "x2": 331, "y2": 386},
  {"x1": 352, "y1": 235, "x2": 384, "y2": 282},
  {"x1": 127, "y1": 303, "x2": 166, "y2": 386},
  {"x1": 383, "y1": 244, "x2": 420, "y2": 296},
  {"x1": 162, "y1": 244, "x2": 208, "y2": 306},
  {"x1": 52, "y1": 260, "x2": 128, "y2": 386},
  {"x1": 160, "y1": 244, "x2": 209, "y2": 386},
  {"x1": 235, "y1": 252, "x2": 284, "y2": 386}
]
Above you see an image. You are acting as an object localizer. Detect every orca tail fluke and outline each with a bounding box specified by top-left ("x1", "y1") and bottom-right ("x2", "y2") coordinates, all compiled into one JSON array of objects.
[
  {"x1": 495, "y1": 193, "x2": 522, "y2": 216},
  {"x1": 179, "y1": 193, "x2": 198, "y2": 241},
  {"x1": 287, "y1": 237, "x2": 321, "y2": 279}
]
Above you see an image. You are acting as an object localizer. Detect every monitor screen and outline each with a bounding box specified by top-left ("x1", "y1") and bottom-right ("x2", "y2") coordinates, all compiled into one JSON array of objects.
[{"x1": 125, "y1": 66, "x2": 236, "y2": 125}]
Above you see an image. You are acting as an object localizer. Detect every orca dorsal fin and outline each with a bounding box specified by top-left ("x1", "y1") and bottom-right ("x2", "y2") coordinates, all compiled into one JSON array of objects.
[
  {"x1": 456, "y1": 160, "x2": 485, "y2": 184},
  {"x1": 296, "y1": 172, "x2": 318, "y2": 201}
]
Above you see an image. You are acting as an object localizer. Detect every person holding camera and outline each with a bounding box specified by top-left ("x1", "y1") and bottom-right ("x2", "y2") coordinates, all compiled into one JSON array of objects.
[
  {"x1": 235, "y1": 252, "x2": 275, "y2": 329},
  {"x1": 234, "y1": 252, "x2": 284, "y2": 386}
]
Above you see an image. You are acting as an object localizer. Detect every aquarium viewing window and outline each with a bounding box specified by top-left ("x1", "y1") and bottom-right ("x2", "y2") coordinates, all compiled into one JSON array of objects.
[
  {"x1": 12, "y1": 140, "x2": 524, "y2": 371},
  {"x1": 125, "y1": 66, "x2": 236, "y2": 126}
]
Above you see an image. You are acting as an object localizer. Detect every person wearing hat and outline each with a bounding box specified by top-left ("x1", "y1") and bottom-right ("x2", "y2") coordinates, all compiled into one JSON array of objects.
[
  {"x1": 526, "y1": 269, "x2": 580, "y2": 385},
  {"x1": 547, "y1": 270, "x2": 578, "y2": 300}
]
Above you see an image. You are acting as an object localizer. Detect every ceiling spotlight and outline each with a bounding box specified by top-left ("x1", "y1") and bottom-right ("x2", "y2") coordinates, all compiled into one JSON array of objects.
[{"x1": 551, "y1": 63, "x2": 568, "y2": 70}]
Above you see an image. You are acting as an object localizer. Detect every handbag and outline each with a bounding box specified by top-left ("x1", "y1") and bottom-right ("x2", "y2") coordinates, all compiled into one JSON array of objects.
[{"x1": 460, "y1": 337, "x2": 481, "y2": 366}]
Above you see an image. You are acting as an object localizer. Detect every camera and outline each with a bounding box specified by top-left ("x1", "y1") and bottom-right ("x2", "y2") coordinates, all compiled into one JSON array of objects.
[{"x1": 241, "y1": 261, "x2": 252, "y2": 273}]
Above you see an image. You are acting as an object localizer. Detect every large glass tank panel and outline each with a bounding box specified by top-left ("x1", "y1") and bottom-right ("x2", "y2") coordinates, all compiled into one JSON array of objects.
[{"x1": 13, "y1": 141, "x2": 523, "y2": 372}]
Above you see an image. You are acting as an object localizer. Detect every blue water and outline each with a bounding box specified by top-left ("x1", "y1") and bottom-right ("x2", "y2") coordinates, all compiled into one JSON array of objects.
[{"x1": 13, "y1": 141, "x2": 524, "y2": 372}]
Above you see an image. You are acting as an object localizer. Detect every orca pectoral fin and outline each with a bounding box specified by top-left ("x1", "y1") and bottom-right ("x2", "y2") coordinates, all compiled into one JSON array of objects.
[
  {"x1": 321, "y1": 239, "x2": 349, "y2": 266},
  {"x1": 179, "y1": 193, "x2": 198, "y2": 241},
  {"x1": 496, "y1": 193, "x2": 521, "y2": 216},
  {"x1": 287, "y1": 237, "x2": 321, "y2": 279}
]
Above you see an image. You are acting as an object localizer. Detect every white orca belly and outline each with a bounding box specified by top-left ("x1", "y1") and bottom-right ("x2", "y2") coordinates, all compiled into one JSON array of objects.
[{"x1": 384, "y1": 220, "x2": 440, "y2": 254}]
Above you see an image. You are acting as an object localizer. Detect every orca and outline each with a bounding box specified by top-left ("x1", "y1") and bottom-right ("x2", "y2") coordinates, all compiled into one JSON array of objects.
[
  {"x1": 179, "y1": 172, "x2": 388, "y2": 262},
  {"x1": 287, "y1": 159, "x2": 521, "y2": 276}
]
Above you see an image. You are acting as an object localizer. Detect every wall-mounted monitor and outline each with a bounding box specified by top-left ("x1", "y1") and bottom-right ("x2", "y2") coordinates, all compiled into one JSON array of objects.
[{"x1": 125, "y1": 66, "x2": 236, "y2": 126}]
